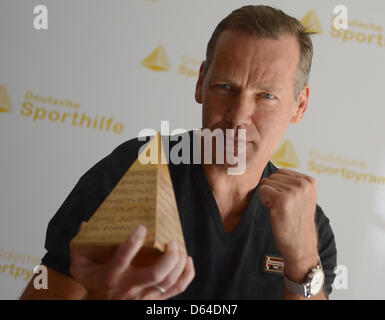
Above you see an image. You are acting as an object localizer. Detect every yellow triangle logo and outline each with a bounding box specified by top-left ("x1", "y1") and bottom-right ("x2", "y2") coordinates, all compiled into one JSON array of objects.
[
  {"x1": 142, "y1": 45, "x2": 171, "y2": 71},
  {"x1": 0, "y1": 85, "x2": 12, "y2": 113},
  {"x1": 301, "y1": 10, "x2": 323, "y2": 34},
  {"x1": 271, "y1": 140, "x2": 300, "y2": 168}
]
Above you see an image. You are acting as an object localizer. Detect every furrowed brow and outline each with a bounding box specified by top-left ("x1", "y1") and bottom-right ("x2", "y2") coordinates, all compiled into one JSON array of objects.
[
  {"x1": 211, "y1": 74, "x2": 284, "y2": 94},
  {"x1": 261, "y1": 84, "x2": 283, "y2": 94},
  {"x1": 210, "y1": 74, "x2": 237, "y2": 84}
]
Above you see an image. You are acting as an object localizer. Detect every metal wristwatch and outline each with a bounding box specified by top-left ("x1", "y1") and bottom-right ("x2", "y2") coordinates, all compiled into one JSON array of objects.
[{"x1": 283, "y1": 257, "x2": 325, "y2": 298}]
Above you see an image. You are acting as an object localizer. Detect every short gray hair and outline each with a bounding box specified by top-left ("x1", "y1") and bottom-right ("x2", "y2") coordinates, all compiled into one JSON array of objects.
[{"x1": 205, "y1": 5, "x2": 315, "y2": 100}]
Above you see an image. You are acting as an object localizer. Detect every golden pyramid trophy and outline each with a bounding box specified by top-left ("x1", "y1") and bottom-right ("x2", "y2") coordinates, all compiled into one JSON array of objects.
[{"x1": 71, "y1": 133, "x2": 186, "y2": 267}]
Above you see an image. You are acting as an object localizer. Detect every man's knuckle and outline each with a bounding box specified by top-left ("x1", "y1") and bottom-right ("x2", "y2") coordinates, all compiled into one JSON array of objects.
[
  {"x1": 175, "y1": 282, "x2": 187, "y2": 293},
  {"x1": 102, "y1": 272, "x2": 118, "y2": 289},
  {"x1": 149, "y1": 269, "x2": 164, "y2": 283},
  {"x1": 295, "y1": 177, "x2": 305, "y2": 188},
  {"x1": 162, "y1": 277, "x2": 174, "y2": 288},
  {"x1": 278, "y1": 192, "x2": 288, "y2": 203},
  {"x1": 113, "y1": 255, "x2": 126, "y2": 266},
  {"x1": 187, "y1": 269, "x2": 196, "y2": 282},
  {"x1": 189, "y1": 270, "x2": 196, "y2": 282},
  {"x1": 305, "y1": 175, "x2": 315, "y2": 184},
  {"x1": 124, "y1": 287, "x2": 137, "y2": 299}
]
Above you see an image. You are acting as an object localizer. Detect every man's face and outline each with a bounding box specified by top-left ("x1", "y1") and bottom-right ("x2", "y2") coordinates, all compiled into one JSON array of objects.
[{"x1": 195, "y1": 29, "x2": 309, "y2": 171}]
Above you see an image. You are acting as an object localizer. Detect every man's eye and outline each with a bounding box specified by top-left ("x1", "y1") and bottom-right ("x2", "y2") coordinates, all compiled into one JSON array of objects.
[
  {"x1": 262, "y1": 92, "x2": 275, "y2": 100},
  {"x1": 217, "y1": 84, "x2": 231, "y2": 90}
]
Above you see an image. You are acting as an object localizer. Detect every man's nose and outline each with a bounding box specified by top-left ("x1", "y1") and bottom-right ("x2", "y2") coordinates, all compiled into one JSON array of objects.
[{"x1": 225, "y1": 93, "x2": 253, "y2": 128}]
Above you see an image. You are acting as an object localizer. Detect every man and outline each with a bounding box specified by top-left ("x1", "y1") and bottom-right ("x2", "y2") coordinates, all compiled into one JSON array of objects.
[{"x1": 20, "y1": 5, "x2": 337, "y2": 300}]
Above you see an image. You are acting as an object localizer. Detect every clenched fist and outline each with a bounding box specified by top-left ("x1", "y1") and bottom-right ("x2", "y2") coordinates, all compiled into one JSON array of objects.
[{"x1": 259, "y1": 168, "x2": 319, "y2": 282}]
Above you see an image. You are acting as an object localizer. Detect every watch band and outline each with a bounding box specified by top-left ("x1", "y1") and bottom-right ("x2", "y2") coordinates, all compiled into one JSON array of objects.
[
  {"x1": 283, "y1": 257, "x2": 324, "y2": 298},
  {"x1": 283, "y1": 272, "x2": 311, "y2": 297}
]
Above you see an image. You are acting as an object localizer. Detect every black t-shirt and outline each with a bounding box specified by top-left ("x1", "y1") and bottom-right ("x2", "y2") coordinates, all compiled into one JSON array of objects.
[{"x1": 41, "y1": 131, "x2": 337, "y2": 299}]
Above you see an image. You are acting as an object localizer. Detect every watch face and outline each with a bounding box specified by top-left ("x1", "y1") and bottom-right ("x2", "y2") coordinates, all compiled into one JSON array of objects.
[{"x1": 310, "y1": 269, "x2": 325, "y2": 296}]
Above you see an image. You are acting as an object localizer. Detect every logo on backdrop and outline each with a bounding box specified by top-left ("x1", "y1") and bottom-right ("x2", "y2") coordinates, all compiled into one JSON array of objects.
[
  {"x1": 0, "y1": 85, "x2": 12, "y2": 113},
  {"x1": 178, "y1": 54, "x2": 200, "y2": 78},
  {"x1": 271, "y1": 139, "x2": 384, "y2": 186},
  {"x1": 330, "y1": 18, "x2": 384, "y2": 47},
  {"x1": 271, "y1": 140, "x2": 301, "y2": 169},
  {"x1": 301, "y1": 10, "x2": 323, "y2": 34},
  {"x1": 19, "y1": 91, "x2": 125, "y2": 134},
  {"x1": 142, "y1": 46, "x2": 202, "y2": 78},
  {"x1": 0, "y1": 247, "x2": 40, "y2": 282},
  {"x1": 300, "y1": 6, "x2": 384, "y2": 47},
  {"x1": 300, "y1": 6, "x2": 348, "y2": 35},
  {"x1": 308, "y1": 150, "x2": 385, "y2": 186},
  {"x1": 1, "y1": 85, "x2": 125, "y2": 135},
  {"x1": 142, "y1": 45, "x2": 171, "y2": 71}
]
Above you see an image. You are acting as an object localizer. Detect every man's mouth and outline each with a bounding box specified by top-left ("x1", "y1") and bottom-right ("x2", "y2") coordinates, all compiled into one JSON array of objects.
[{"x1": 225, "y1": 137, "x2": 249, "y2": 145}]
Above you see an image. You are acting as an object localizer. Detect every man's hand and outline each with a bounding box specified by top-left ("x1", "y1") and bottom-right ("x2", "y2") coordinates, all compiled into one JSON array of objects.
[
  {"x1": 259, "y1": 168, "x2": 319, "y2": 283},
  {"x1": 69, "y1": 224, "x2": 195, "y2": 300}
]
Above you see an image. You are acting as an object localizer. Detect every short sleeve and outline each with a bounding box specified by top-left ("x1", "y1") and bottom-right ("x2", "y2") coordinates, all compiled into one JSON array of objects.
[
  {"x1": 41, "y1": 137, "x2": 144, "y2": 277},
  {"x1": 315, "y1": 204, "x2": 337, "y2": 298},
  {"x1": 41, "y1": 174, "x2": 107, "y2": 277}
]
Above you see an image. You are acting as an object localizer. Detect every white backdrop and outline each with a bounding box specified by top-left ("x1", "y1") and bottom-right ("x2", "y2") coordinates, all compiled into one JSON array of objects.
[{"x1": 0, "y1": 0, "x2": 384, "y2": 299}]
